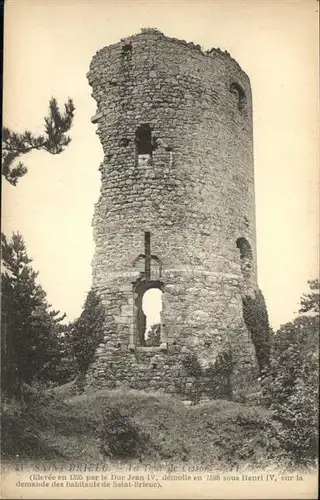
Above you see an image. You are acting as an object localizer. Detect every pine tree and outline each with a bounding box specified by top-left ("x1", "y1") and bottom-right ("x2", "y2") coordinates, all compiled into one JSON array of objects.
[
  {"x1": 2, "y1": 97, "x2": 75, "y2": 185},
  {"x1": 69, "y1": 290, "x2": 105, "y2": 388},
  {"x1": 1, "y1": 233, "x2": 66, "y2": 394},
  {"x1": 1, "y1": 97, "x2": 75, "y2": 392}
]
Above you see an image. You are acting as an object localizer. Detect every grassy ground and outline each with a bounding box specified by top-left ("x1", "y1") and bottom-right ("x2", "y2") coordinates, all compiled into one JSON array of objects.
[{"x1": 0, "y1": 388, "x2": 299, "y2": 470}]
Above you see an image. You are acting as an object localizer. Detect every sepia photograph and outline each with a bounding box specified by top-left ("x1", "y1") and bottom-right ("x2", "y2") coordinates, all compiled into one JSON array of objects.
[{"x1": 1, "y1": 0, "x2": 319, "y2": 498}]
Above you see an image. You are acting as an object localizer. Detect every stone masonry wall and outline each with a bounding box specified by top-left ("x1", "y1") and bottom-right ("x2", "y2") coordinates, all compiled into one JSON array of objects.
[{"x1": 85, "y1": 28, "x2": 259, "y2": 401}]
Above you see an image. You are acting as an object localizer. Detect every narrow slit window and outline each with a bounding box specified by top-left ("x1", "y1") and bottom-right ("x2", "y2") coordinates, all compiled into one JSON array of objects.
[
  {"x1": 144, "y1": 231, "x2": 151, "y2": 280},
  {"x1": 135, "y1": 124, "x2": 152, "y2": 165}
]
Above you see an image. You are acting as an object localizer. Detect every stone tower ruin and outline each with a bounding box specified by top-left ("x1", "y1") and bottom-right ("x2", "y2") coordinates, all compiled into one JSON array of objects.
[{"x1": 86, "y1": 28, "x2": 259, "y2": 401}]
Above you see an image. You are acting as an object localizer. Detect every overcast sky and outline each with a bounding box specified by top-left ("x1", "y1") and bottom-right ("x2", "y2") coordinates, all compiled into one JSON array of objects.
[{"x1": 3, "y1": 0, "x2": 319, "y2": 330}]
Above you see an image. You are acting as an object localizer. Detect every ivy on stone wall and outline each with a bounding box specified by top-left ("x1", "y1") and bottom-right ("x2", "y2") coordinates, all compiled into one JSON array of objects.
[
  {"x1": 242, "y1": 290, "x2": 271, "y2": 374},
  {"x1": 181, "y1": 352, "x2": 203, "y2": 378},
  {"x1": 181, "y1": 350, "x2": 234, "y2": 402},
  {"x1": 180, "y1": 353, "x2": 203, "y2": 403},
  {"x1": 205, "y1": 350, "x2": 233, "y2": 400}
]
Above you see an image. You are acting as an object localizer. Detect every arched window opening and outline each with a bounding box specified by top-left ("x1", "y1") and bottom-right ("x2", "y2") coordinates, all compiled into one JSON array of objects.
[
  {"x1": 134, "y1": 281, "x2": 163, "y2": 346},
  {"x1": 230, "y1": 82, "x2": 247, "y2": 113},
  {"x1": 135, "y1": 124, "x2": 153, "y2": 166},
  {"x1": 142, "y1": 288, "x2": 163, "y2": 346},
  {"x1": 236, "y1": 237, "x2": 253, "y2": 281}
]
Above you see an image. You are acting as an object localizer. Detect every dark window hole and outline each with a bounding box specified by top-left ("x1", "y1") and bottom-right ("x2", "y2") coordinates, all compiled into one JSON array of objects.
[
  {"x1": 121, "y1": 43, "x2": 132, "y2": 57},
  {"x1": 135, "y1": 124, "x2": 153, "y2": 157},
  {"x1": 230, "y1": 82, "x2": 247, "y2": 113},
  {"x1": 236, "y1": 237, "x2": 253, "y2": 281},
  {"x1": 120, "y1": 138, "x2": 130, "y2": 147}
]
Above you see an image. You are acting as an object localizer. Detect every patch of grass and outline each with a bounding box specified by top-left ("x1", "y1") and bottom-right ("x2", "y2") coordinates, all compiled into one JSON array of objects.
[
  {"x1": 1, "y1": 392, "x2": 101, "y2": 461},
  {"x1": 185, "y1": 400, "x2": 277, "y2": 467},
  {"x1": 70, "y1": 389, "x2": 187, "y2": 461},
  {"x1": 69, "y1": 389, "x2": 282, "y2": 467},
  {"x1": 1, "y1": 388, "x2": 300, "y2": 469}
]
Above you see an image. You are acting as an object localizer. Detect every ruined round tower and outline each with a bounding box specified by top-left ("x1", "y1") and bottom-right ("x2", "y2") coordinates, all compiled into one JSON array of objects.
[{"x1": 86, "y1": 28, "x2": 259, "y2": 401}]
